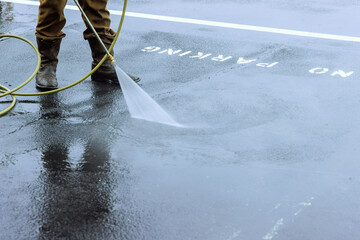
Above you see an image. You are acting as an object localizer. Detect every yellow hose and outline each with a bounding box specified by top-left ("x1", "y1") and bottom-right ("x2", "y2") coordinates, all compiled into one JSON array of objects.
[
  {"x1": 0, "y1": 0, "x2": 128, "y2": 116},
  {"x1": 0, "y1": 85, "x2": 17, "y2": 116}
]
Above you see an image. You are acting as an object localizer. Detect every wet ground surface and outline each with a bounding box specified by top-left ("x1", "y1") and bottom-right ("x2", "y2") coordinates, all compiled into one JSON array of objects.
[{"x1": 1, "y1": 0, "x2": 360, "y2": 239}]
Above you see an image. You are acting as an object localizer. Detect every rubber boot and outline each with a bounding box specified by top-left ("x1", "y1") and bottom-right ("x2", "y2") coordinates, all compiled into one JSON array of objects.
[
  {"x1": 88, "y1": 38, "x2": 140, "y2": 84},
  {"x1": 35, "y1": 38, "x2": 61, "y2": 90}
]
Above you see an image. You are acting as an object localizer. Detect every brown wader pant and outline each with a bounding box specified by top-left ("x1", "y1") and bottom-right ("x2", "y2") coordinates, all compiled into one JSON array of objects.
[{"x1": 35, "y1": 0, "x2": 115, "y2": 41}]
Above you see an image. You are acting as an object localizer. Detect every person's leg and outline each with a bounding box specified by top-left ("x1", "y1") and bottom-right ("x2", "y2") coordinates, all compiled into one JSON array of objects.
[
  {"x1": 35, "y1": 0, "x2": 67, "y2": 89},
  {"x1": 79, "y1": 0, "x2": 140, "y2": 83},
  {"x1": 36, "y1": 0, "x2": 68, "y2": 40},
  {"x1": 78, "y1": 0, "x2": 114, "y2": 41}
]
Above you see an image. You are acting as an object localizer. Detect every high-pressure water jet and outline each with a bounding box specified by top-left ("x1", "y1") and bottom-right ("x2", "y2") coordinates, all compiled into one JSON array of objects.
[
  {"x1": 114, "y1": 64, "x2": 183, "y2": 127},
  {"x1": 74, "y1": 0, "x2": 182, "y2": 127}
]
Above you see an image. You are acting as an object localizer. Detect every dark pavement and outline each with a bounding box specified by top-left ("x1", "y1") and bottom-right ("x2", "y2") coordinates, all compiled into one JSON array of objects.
[{"x1": 1, "y1": 0, "x2": 360, "y2": 239}]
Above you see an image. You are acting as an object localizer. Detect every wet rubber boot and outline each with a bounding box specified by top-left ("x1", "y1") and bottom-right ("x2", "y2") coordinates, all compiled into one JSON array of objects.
[
  {"x1": 88, "y1": 38, "x2": 140, "y2": 84},
  {"x1": 35, "y1": 38, "x2": 61, "y2": 90}
]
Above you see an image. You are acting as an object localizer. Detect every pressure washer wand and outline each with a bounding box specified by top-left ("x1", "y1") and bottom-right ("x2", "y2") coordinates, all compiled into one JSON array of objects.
[{"x1": 73, "y1": 0, "x2": 115, "y2": 63}]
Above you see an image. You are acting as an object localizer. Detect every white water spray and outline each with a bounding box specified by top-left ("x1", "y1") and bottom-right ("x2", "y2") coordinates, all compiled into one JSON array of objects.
[{"x1": 114, "y1": 64, "x2": 183, "y2": 127}]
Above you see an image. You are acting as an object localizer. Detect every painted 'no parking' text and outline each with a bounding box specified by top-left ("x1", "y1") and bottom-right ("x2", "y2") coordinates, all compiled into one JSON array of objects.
[{"x1": 141, "y1": 46, "x2": 354, "y2": 78}]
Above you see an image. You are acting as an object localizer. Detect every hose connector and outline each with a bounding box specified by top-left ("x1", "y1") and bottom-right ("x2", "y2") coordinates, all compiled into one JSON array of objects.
[{"x1": 108, "y1": 54, "x2": 116, "y2": 64}]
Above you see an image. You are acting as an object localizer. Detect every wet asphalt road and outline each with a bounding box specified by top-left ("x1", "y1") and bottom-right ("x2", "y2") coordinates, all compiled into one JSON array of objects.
[{"x1": 1, "y1": 0, "x2": 360, "y2": 239}]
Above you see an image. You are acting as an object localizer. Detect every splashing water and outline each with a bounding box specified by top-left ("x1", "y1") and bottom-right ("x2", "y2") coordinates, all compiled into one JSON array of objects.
[{"x1": 114, "y1": 64, "x2": 183, "y2": 127}]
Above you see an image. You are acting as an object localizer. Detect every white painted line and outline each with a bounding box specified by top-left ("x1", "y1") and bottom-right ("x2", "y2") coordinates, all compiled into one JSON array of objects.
[{"x1": 2, "y1": 0, "x2": 360, "y2": 43}]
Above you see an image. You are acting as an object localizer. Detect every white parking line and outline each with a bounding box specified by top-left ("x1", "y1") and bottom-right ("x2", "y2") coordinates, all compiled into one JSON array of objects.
[{"x1": 2, "y1": 0, "x2": 360, "y2": 43}]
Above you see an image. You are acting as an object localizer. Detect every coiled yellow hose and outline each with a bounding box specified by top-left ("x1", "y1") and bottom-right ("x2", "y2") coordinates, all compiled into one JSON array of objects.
[{"x1": 0, "y1": 0, "x2": 128, "y2": 116}]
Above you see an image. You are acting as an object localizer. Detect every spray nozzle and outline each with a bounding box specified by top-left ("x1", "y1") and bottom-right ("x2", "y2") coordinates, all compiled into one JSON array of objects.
[{"x1": 108, "y1": 54, "x2": 116, "y2": 64}]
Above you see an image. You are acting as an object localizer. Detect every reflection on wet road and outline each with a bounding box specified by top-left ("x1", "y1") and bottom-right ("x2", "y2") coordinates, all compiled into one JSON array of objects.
[
  {"x1": 35, "y1": 88, "x2": 114, "y2": 238},
  {"x1": 0, "y1": 2, "x2": 13, "y2": 34},
  {"x1": 0, "y1": 2, "x2": 14, "y2": 22}
]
